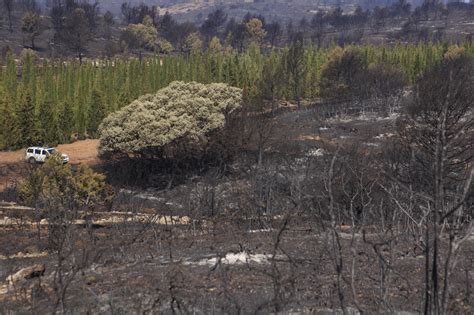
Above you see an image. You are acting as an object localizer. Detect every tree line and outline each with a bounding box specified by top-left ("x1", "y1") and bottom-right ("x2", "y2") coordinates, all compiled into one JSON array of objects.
[{"x1": 1, "y1": 41, "x2": 472, "y2": 150}]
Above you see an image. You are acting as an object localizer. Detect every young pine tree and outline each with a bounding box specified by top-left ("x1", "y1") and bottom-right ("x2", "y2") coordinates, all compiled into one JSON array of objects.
[
  {"x1": 5, "y1": 53, "x2": 17, "y2": 102},
  {"x1": 87, "y1": 89, "x2": 107, "y2": 138},
  {"x1": 75, "y1": 70, "x2": 89, "y2": 138},
  {"x1": 60, "y1": 102, "x2": 75, "y2": 143},
  {"x1": 16, "y1": 91, "x2": 39, "y2": 147},
  {"x1": 38, "y1": 99, "x2": 60, "y2": 146},
  {"x1": 0, "y1": 88, "x2": 18, "y2": 149},
  {"x1": 116, "y1": 88, "x2": 131, "y2": 109},
  {"x1": 21, "y1": 50, "x2": 37, "y2": 103},
  {"x1": 286, "y1": 33, "x2": 306, "y2": 108}
]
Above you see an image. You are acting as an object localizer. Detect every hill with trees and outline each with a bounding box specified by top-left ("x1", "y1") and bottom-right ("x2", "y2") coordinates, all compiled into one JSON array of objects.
[
  {"x1": 0, "y1": 44, "x2": 472, "y2": 315},
  {"x1": 0, "y1": 1, "x2": 473, "y2": 315},
  {"x1": 0, "y1": 0, "x2": 473, "y2": 59}
]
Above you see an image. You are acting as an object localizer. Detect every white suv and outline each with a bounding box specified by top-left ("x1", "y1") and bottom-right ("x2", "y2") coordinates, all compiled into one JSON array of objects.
[{"x1": 25, "y1": 147, "x2": 70, "y2": 164}]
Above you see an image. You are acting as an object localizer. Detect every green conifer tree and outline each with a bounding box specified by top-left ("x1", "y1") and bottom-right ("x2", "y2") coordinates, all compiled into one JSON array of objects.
[
  {"x1": 87, "y1": 89, "x2": 107, "y2": 138},
  {"x1": 16, "y1": 91, "x2": 39, "y2": 147},
  {"x1": 38, "y1": 99, "x2": 60, "y2": 146},
  {"x1": 75, "y1": 68, "x2": 89, "y2": 138},
  {"x1": 60, "y1": 102, "x2": 75, "y2": 143},
  {"x1": 5, "y1": 53, "x2": 17, "y2": 103},
  {"x1": 21, "y1": 50, "x2": 37, "y2": 104},
  {"x1": 0, "y1": 87, "x2": 18, "y2": 149}
]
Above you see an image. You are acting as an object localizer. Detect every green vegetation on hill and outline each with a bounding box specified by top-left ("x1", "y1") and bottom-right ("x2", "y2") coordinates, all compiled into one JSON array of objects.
[{"x1": 0, "y1": 42, "x2": 473, "y2": 150}]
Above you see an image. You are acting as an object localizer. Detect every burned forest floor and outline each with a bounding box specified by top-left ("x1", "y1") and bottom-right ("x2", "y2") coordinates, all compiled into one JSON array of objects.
[{"x1": 1, "y1": 102, "x2": 473, "y2": 314}]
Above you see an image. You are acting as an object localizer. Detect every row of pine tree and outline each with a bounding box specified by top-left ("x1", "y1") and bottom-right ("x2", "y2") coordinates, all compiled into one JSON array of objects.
[{"x1": 1, "y1": 41, "x2": 472, "y2": 150}]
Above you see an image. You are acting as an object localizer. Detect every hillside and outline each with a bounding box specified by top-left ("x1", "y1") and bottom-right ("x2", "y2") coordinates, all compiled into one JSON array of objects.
[
  {"x1": 33, "y1": 0, "x2": 407, "y2": 22},
  {"x1": 0, "y1": 1, "x2": 473, "y2": 314}
]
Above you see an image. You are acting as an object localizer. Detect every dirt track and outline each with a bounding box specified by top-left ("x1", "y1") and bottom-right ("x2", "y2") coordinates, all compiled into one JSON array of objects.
[
  {"x1": 0, "y1": 140, "x2": 100, "y2": 189},
  {"x1": 0, "y1": 139, "x2": 100, "y2": 166}
]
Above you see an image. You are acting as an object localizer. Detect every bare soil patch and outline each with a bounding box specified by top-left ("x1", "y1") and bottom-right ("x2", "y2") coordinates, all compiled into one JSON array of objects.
[
  {"x1": 0, "y1": 139, "x2": 100, "y2": 190},
  {"x1": 0, "y1": 139, "x2": 100, "y2": 167}
]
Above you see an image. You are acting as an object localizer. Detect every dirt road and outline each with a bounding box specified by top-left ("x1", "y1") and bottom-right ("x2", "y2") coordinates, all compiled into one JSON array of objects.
[
  {"x1": 0, "y1": 139, "x2": 100, "y2": 166},
  {"x1": 0, "y1": 139, "x2": 100, "y2": 189}
]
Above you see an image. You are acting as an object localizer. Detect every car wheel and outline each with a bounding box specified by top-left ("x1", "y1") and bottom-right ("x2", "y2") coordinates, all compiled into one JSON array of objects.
[{"x1": 28, "y1": 157, "x2": 36, "y2": 164}]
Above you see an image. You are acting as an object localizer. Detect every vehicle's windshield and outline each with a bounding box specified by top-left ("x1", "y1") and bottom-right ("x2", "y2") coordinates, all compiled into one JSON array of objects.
[{"x1": 47, "y1": 148, "x2": 56, "y2": 154}]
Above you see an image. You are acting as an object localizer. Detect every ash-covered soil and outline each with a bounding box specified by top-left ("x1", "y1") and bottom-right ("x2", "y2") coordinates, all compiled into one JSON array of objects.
[
  {"x1": 1, "y1": 105, "x2": 472, "y2": 314},
  {"x1": 0, "y1": 216, "x2": 472, "y2": 314}
]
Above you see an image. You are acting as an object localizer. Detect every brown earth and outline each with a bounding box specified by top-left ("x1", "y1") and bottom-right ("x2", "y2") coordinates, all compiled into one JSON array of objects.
[
  {"x1": 0, "y1": 139, "x2": 100, "y2": 167},
  {"x1": 0, "y1": 139, "x2": 100, "y2": 190}
]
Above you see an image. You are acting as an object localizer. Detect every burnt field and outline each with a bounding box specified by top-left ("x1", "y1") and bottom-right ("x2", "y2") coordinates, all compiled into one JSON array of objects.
[
  {"x1": 1, "y1": 102, "x2": 473, "y2": 314},
  {"x1": 1, "y1": 214, "x2": 472, "y2": 314}
]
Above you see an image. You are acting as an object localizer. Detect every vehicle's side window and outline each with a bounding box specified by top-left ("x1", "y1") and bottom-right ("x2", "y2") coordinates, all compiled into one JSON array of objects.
[
  {"x1": 27, "y1": 149, "x2": 33, "y2": 153},
  {"x1": 41, "y1": 150, "x2": 47, "y2": 155},
  {"x1": 34, "y1": 149, "x2": 41, "y2": 154}
]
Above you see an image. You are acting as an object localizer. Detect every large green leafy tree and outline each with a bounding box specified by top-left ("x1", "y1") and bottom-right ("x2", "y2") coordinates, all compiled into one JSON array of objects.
[
  {"x1": 182, "y1": 32, "x2": 203, "y2": 55},
  {"x1": 98, "y1": 81, "x2": 242, "y2": 160},
  {"x1": 245, "y1": 18, "x2": 266, "y2": 47}
]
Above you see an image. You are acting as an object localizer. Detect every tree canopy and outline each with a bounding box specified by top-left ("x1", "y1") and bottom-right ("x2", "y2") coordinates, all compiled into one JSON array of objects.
[
  {"x1": 98, "y1": 81, "x2": 242, "y2": 159},
  {"x1": 319, "y1": 46, "x2": 367, "y2": 100}
]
